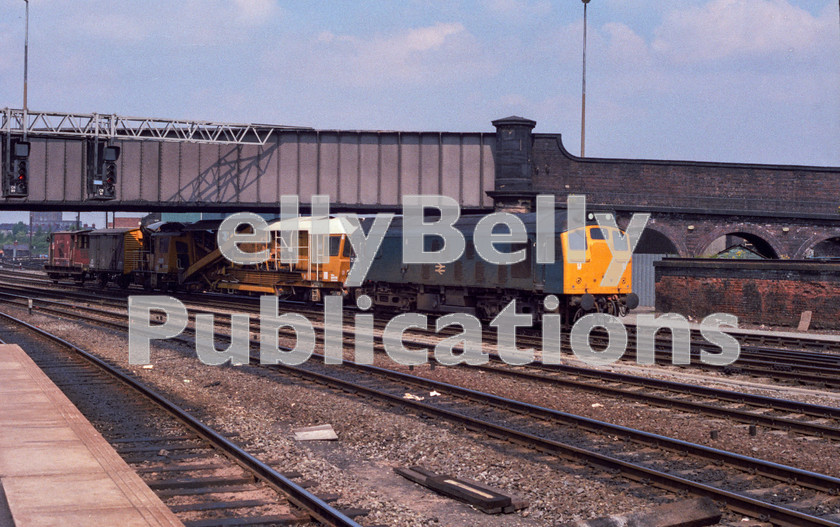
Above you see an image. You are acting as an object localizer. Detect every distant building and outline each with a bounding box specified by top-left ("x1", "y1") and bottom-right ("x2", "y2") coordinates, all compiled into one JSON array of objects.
[
  {"x1": 107, "y1": 217, "x2": 142, "y2": 229},
  {"x1": 31, "y1": 211, "x2": 77, "y2": 232}
]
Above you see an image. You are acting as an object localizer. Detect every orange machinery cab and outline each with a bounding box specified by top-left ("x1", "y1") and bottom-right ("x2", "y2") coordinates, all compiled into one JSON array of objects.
[
  {"x1": 255, "y1": 216, "x2": 355, "y2": 300},
  {"x1": 561, "y1": 224, "x2": 632, "y2": 296},
  {"x1": 199, "y1": 216, "x2": 355, "y2": 300}
]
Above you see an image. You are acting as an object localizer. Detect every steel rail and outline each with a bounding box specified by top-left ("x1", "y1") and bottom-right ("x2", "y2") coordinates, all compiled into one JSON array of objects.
[
  {"x1": 272, "y1": 360, "x2": 840, "y2": 527},
  {"x1": 499, "y1": 359, "x2": 840, "y2": 419},
  {"x1": 7, "y1": 287, "x2": 840, "y2": 440},
  {"x1": 5, "y1": 293, "x2": 839, "y2": 525},
  {"x1": 471, "y1": 362, "x2": 840, "y2": 439},
  {"x1": 0, "y1": 311, "x2": 361, "y2": 527},
  {"x1": 330, "y1": 360, "x2": 840, "y2": 494}
]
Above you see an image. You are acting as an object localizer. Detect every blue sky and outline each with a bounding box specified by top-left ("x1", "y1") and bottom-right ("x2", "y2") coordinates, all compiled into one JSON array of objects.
[{"x1": 0, "y1": 0, "x2": 838, "y2": 224}]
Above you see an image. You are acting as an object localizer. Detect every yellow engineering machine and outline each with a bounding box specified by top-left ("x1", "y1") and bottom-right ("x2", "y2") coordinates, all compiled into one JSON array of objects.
[{"x1": 177, "y1": 216, "x2": 356, "y2": 301}]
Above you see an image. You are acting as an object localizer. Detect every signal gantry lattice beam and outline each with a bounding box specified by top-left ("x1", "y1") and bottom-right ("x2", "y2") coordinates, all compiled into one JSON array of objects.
[{"x1": 1, "y1": 108, "x2": 304, "y2": 146}]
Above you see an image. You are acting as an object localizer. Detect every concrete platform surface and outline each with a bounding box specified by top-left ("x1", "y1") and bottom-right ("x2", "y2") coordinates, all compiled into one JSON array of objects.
[{"x1": 0, "y1": 344, "x2": 183, "y2": 527}]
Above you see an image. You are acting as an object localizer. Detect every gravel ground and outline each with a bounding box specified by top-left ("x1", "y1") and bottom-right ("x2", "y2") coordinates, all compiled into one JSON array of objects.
[
  {"x1": 383, "y1": 359, "x2": 840, "y2": 478},
  {"x1": 2, "y1": 302, "x2": 800, "y2": 526}
]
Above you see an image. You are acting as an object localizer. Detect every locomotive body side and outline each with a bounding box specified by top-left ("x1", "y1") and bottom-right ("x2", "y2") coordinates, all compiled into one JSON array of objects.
[{"x1": 358, "y1": 212, "x2": 637, "y2": 321}]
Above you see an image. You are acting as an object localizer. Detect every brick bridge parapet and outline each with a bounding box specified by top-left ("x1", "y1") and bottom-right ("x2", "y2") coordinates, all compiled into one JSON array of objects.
[{"x1": 490, "y1": 117, "x2": 840, "y2": 259}]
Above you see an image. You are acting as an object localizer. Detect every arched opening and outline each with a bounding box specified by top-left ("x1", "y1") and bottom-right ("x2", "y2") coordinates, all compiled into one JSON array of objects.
[
  {"x1": 635, "y1": 229, "x2": 680, "y2": 255},
  {"x1": 806, "y1": 237, "x2": 840, "y2": 259},
  {"x1": 702, "y1": 232, "x2": 778, "y2": 259}
]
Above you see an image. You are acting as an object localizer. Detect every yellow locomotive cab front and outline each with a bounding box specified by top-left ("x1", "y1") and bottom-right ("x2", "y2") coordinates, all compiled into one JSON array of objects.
[{"x1": 561, "y1": 225, "x2": 632, "y2": 296}]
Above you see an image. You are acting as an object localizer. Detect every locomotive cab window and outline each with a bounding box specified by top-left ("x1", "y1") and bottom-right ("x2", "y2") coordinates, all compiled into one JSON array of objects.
[
  {"x1": 567, "y1": 229, "x2": 587, "y2": 252},
  {"x1": 589, "y1": 227, "x2": 605, "y2": 240},
  {"x1": 342, "y1": 236, "x2": 354, "y2": 258}
]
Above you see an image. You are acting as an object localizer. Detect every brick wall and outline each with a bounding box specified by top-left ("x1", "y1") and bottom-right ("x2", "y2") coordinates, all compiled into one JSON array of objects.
[
  {"x1": 530, "y1": 134, "x2": 840, "y2": 218},
  {"x1": 654, "y1": 259, "x2": 840, "y2": 329}
]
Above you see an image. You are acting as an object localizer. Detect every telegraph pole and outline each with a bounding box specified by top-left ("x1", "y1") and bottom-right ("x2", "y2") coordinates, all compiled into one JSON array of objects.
[
  {"x1": 23, "y1": 0, "x2": 29, "y2": 138},
  {"x1": 581, "y1": 0, "x2": 590, "y2": 158},
  {"x1": 25, "y1": 0, "x2": 30, "y2": 260}
]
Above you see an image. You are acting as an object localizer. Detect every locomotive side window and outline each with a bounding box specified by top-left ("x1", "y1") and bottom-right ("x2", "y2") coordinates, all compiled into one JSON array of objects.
[
  {"x1": 329, "y1": 236, "x2": 342, "y2": 257},
  {"x1": 611, "y1": 230, "x2": 629, "y2": 251}
]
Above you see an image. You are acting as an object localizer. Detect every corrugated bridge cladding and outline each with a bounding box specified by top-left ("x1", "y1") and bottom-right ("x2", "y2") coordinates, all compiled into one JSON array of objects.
[
  {"x1": 10, "y1": 130, "x2": 497, "y2": 212},
  {"x1": 654, "y1": 259, "x2": 840, "y2": 330}
]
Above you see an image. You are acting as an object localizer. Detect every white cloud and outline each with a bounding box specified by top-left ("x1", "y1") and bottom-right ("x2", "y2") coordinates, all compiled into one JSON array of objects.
[
  {"x1": 233, "y1": 0, "x2": 278, "y2": 24},
  {"x1": 274, "y1": 22, "x2": 496, "y2": 88},
  {"x1": 400, "y1": 22, "x2": 464, "y2": 51},
  {"x1": 49, "y1": 0, "x2": 281, "y2": 47},
  {"x1": 603, "y1": 22, "x2": 651, "y2": 70},
  {"x1": 652, "y1": 0, "x2": 834, "y2": 64}
]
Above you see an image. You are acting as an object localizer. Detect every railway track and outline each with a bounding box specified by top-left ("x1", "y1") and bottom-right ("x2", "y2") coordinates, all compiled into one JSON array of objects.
[
  {"x1": 5, "y1": 277, "x2": 840, "y2": 397},
  {"x1": 5, "y1": 271, "x2": 840, "y2": 375},
  {"x1": 281, "y1": 358, "x2": 840, "y2": 527},
  {"x1": 0, "y1": 311, "x2": 363, "y2": 527},
  {"x1": 4, "y1": 286, "x2": 840, "y2": 442},
  {"x1": 4, "y1": 276, "x2": 840, "y2": 362},
  {"x1": 4, "y1": 268, "x2": 840, "y2": 357},
  {"x1": 4, "y1": 293, "x2": 840, "y2": 525}
]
